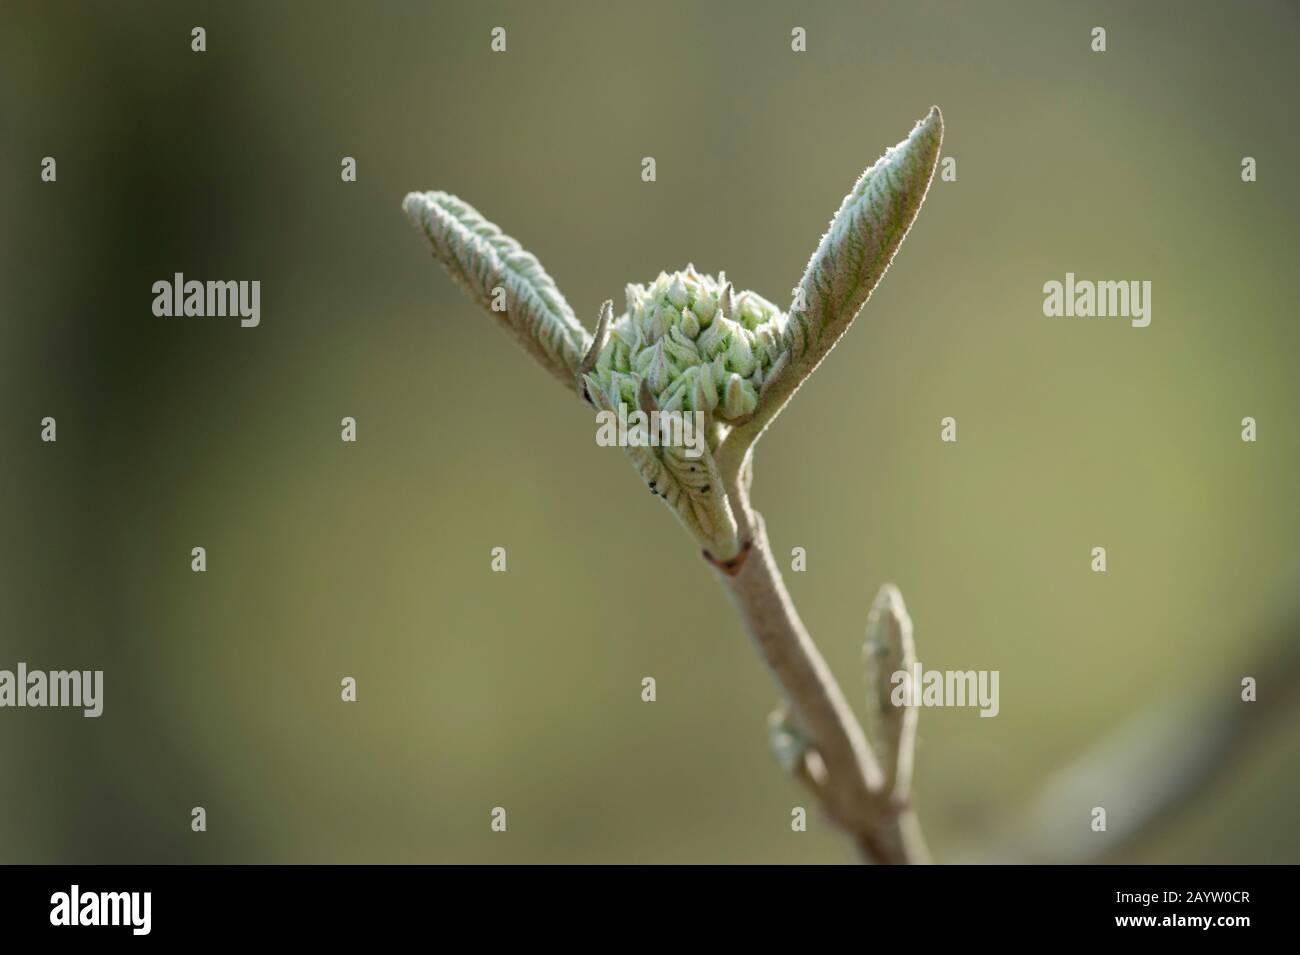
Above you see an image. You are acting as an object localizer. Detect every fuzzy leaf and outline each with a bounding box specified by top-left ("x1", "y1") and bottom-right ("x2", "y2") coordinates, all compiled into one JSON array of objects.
[
  {"x1": 403, "y1": 191, "x2": 591, "y2": 392},
  {"x1": 863, "y1": 583, "x2": 918, "y2": 799},
  {"x1": 729, "y1": 108, "x2": 943, "y2": 451}
]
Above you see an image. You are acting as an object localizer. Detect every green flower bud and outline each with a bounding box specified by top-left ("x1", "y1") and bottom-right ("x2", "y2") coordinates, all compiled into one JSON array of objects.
[
  {"x1": 710, "y1": 353, "x2": 729, "y2": 392},
  {"x1": 723, "y1": 372, "x2": 758, "y2": 418},
  {"x1": 727, "y1": 331, "x2": 756, "y2": 378},
  {"x1": 639, "y1": 340, "x2": 674, "y2": 393},
  {"x1": 666, "y1": 274, "x2": 689, "y2": 309},
  {"x1": 588, "y1": 267, "x2": 788, "y2": 423},
  {"x1": 693, "y1": 290, "x2": 717, "y2": 324},
  {"x1": 697, "y1": 314, "x2": 735, "y2": 359},
  {"x1": 612, "y1": 319, "x2": 643, "y2": 353},
  {"x1": 692, "y1": 362, "x2": 719, "y2": 412},
  {"x1": 606, "y1": 371, "x2": 638, "y2": 409},
  {"x1": 680, "y1": 307, "x2": 700, "y2": 339},
  {"x1": 754, "y1": 325, "x2": 779, "y2": 367},
  {"x1": 660, "y1": 378, "x2": 687, "y2": 414},
  {"x1": 640, "y1": 302, "x2": 671, "y2": 342},
  {"x1": 664, "y1": 324, "x2": 700, "y2": 367},
  {"x1": 625, "y1": 283, "x2": 644, "y2": 317}
]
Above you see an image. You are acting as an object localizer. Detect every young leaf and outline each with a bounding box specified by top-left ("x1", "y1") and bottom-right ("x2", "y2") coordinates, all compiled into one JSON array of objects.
[
  {"x1": 863, "y1": 583, "x2": 918, "y2": 799},
  {"x1": 403, "y1": 191, "x2": 591, "y2": 392},
  {"x1": 726, "y1": 107, "x2": 943, "y2": 454}
]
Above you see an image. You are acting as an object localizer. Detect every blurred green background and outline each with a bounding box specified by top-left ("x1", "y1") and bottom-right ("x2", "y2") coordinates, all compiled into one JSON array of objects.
[{"x1": 2, "y1": 0, "x2": 1298, "y2": 863}]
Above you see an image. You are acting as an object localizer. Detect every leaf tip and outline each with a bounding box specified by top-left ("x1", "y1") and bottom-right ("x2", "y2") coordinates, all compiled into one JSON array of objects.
[{"x1": 401, "y1": 190, "x2": 430, "y2": 224}]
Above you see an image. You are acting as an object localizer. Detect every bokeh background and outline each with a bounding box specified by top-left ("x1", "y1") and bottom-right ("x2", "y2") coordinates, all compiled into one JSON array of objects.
[{"x1": 2, "y1": 0, "x2": 1298, "y2": 863}]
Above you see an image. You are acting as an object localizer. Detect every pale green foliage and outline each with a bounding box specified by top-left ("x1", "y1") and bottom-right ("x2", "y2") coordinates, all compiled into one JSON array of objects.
[
  {"x1": 726, "y1": 107, "x2": 944, "y2": 450},
  {"x1": 788, "y1": 107, "x2": 943, "y2": 372},
  {"x1": 403, "y1": 109, "x2": 944, "y2": 556},
  {"x1": 402, "y1": 191, "x2": 591, "y2": 390},
  {"x1": 863, "y1": 583, "x2": 918, "y2": 799},
  {"x1": 406, "y1": 113, "x2": 946, "y2": 861}
]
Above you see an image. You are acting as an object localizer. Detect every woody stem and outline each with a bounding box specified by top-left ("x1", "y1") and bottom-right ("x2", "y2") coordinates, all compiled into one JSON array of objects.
[{"x1": 710, "y1": 457, "x2": 927, "y2": 863}]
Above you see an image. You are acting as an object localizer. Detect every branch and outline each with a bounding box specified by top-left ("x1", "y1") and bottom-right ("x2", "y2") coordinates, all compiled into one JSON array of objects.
[{"x1": 711, "y1": 497, "x2": 927, "y2": 863}]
